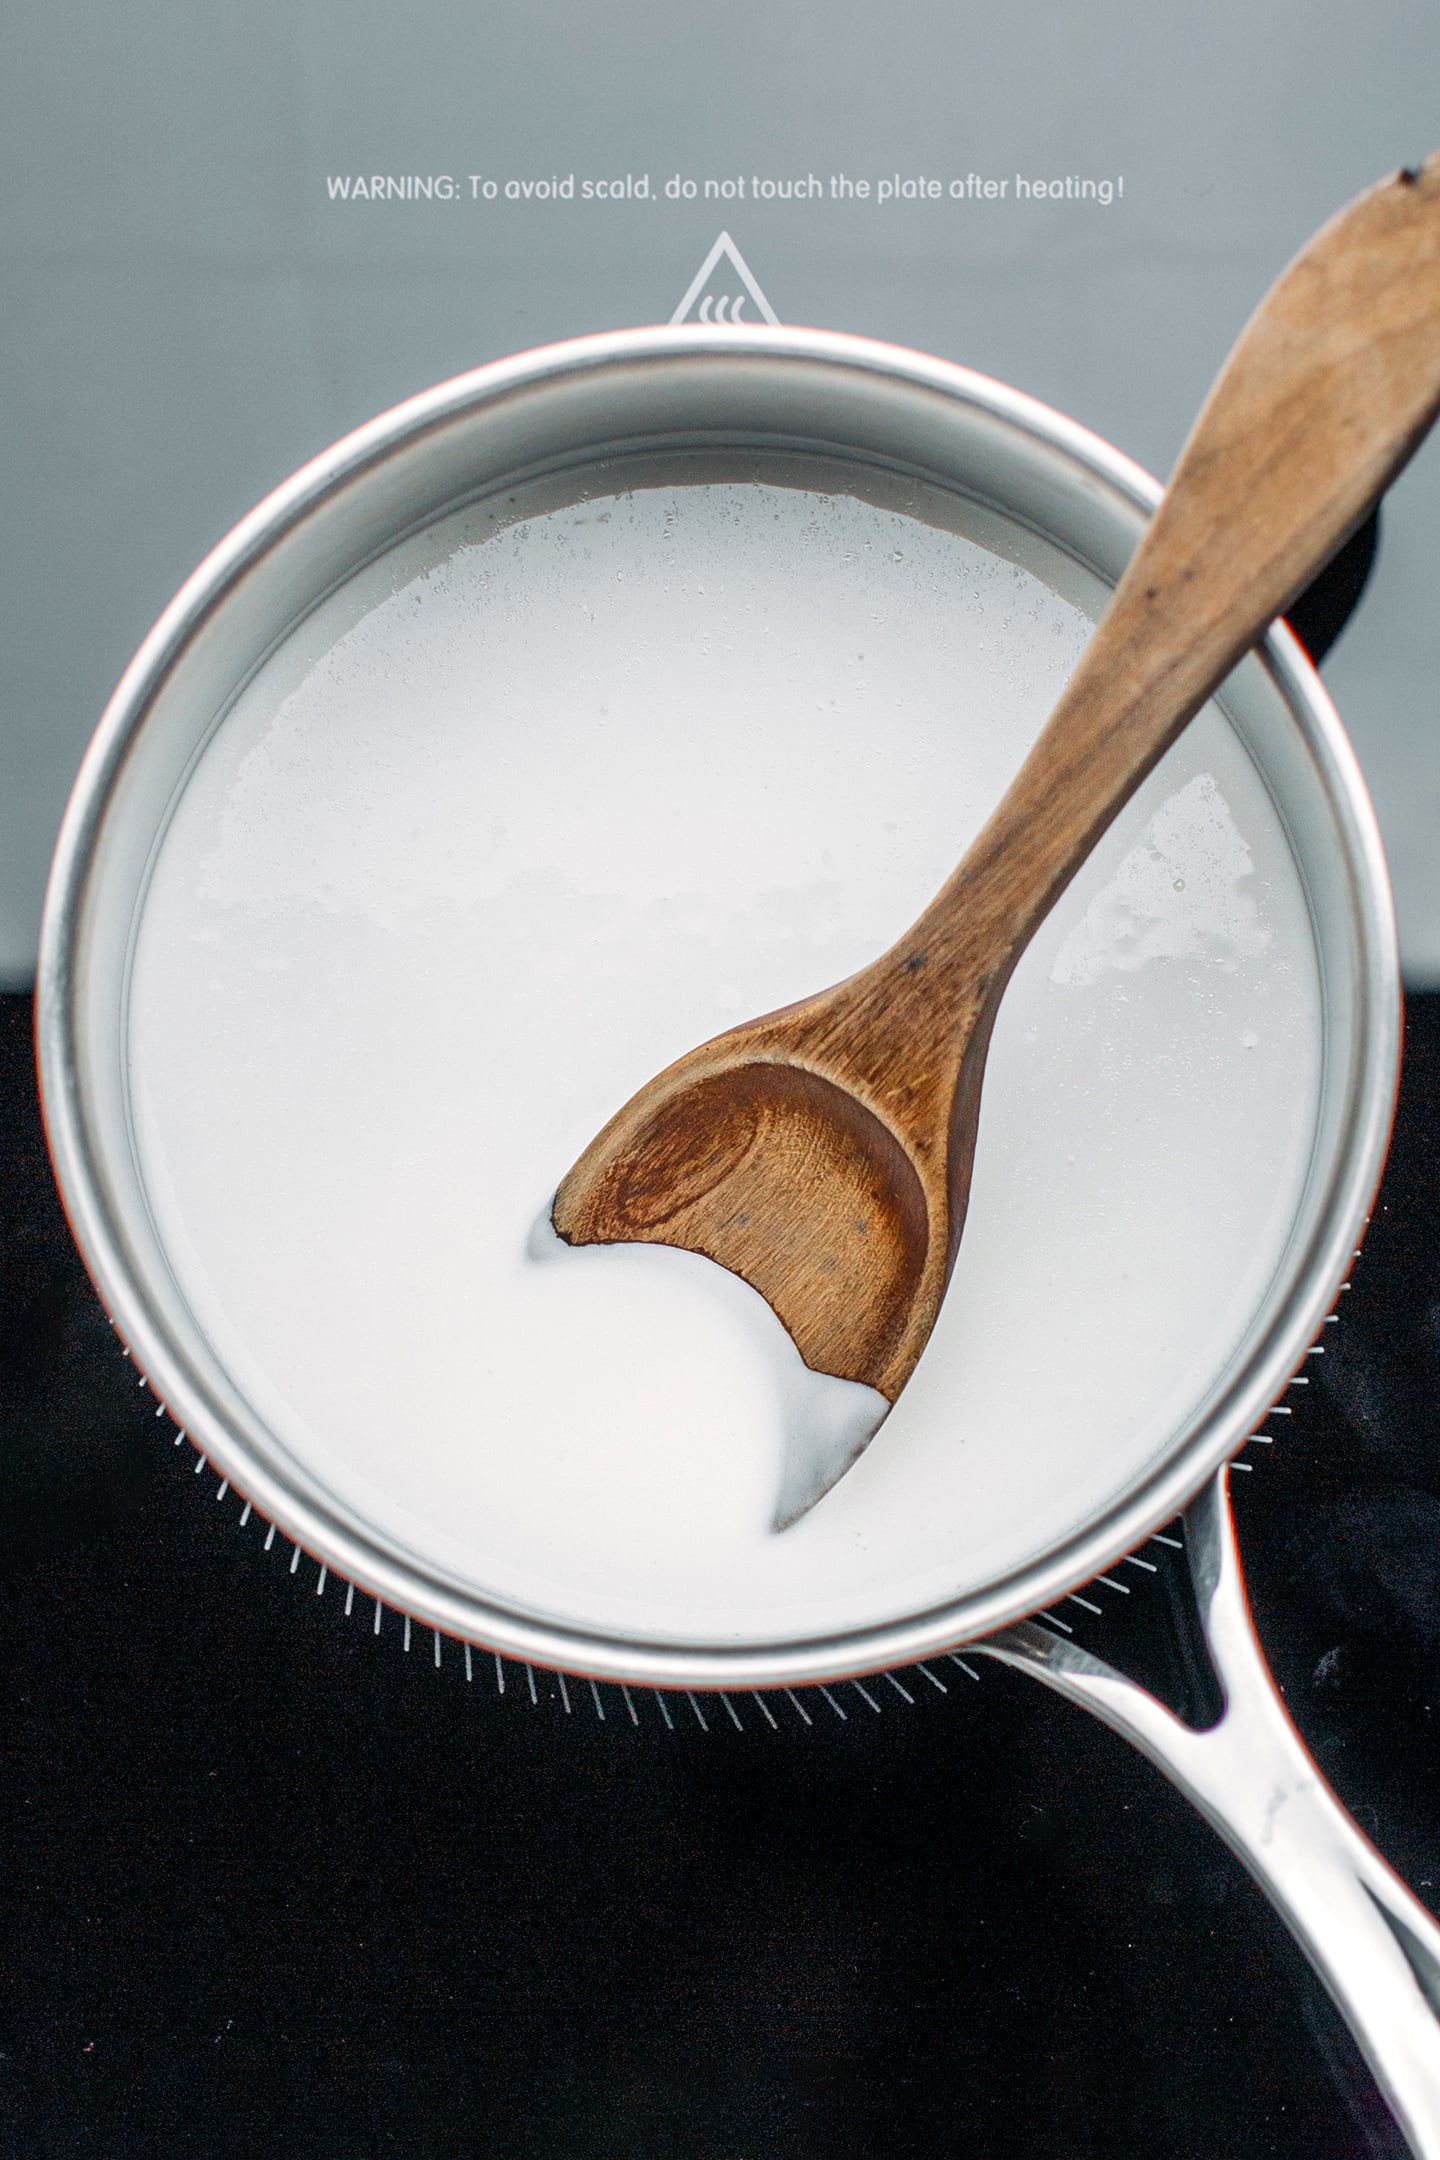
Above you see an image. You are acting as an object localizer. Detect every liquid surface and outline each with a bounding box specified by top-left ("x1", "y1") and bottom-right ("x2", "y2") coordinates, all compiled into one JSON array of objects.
[
  {"x1": 127, "y1": 480, "x2": 1321, "y2": 1647},
  {"x1": 528, "y1": 1211, "x2": 890, "y2": 1531}
]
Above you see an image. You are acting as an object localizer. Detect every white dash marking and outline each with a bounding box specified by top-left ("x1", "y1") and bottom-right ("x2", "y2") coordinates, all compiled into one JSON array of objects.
[
  {"x1": 589, "y1": 1679, "x2": 605, "y2": 1721},
  {"x1": 819, "y1": 1687, "x2": 848, "y2": 1721},
  {"x1": 1122, "y1": 1553, "x2": 1158, "y2": 1573},
  {"x1": 494, "y1": 1654, "x2": 504, "y2": 1694},
  {"x1": 374, "y1": 1599, "x2": 383, "y2": 1636},
  {"x1": 316, "y1": 1566, "x2": 327, "y2": 1597},
  {"x1": 1039, "y1": 1610, "x2": 1074, "y2": 1635},
  {"x1": 289, "y1": 1542, "x2": 301, "y2": 1574},
  {"x1": 434, "y1": 1631, "x2": 442, "y2": 1669},
  {"x1": 193, "y1": 1453, "x2": 206, "y2": 1475},
  {"x1": 403, "y1": 1614, "x2": 412, "y2": 1652},
  {"x1": 1096, "y1": 1574, "x2": 1131, "y2": 1595},
  {"x1": 720, "y1": 1693, "x2": 743, "y2": 1731},
  {"x1": 264, "y1": 1523, "x2": 277, "y2": 1552},
  {"x1": 1068, "y1": 1593, "x2": 1103, "y2": 1615},
  {"x1": 526, "y1": 1665, "x2": 537, "y2": 1704},
  {"x1": 751, "y1": 1691, "x2": 779, "y2": 1728},
  {"x1": 1152, "y1": 1532, "x2": 1183, "y2": 1550},
  {"x1": 882, "y1": 1671, "x2": 914, "y2": 1705},
  {"x1": 1232, "y1": 1460, "x2": 1254, "y2": 1471},
  {"x1": 948, "y1": 1655, "x2": 982, "y2": 1682},
  {"x1": 915, "y1": 1663, "x2": 948, "y2": 1692},
  {"x1": 464, "y1": 1642, "x2": 473, "y2": 1684},
  {"x1": 686, "y1": 1691, "x2": 709, "y2": 1732},
  {"x1": 214, "y1": 1480, "x2": 229, "y2": 1502},
  {"x1": 653, "y1": 1689, "x2": 674, "y2": 1730},
  {"x1": 344, "y1": 1583, "x2": 354, "y2": 1616},
  {"x1": 621, "y1": 1685, "x2": 640, "y2": 1726},
  {"x1": 239, "y1": 1501, "x2": 252, "y2": 1527},
  {"x1": 557, "y1": 1670, "x2": 570, "y2": 1713},
  {"x1": 784, "y1": 1688, "x2": 813, "y2": 1727}
]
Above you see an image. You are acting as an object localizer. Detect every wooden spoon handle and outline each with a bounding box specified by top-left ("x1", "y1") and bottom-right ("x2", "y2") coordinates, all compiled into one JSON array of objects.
[{"x1": 908, "y1": 153, "x2": 1440, "y2": 1005}]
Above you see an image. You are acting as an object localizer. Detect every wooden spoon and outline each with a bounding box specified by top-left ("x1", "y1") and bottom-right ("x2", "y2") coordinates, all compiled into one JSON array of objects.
[{"x1": 554, "y1": 154, "x2": 1440, "y2": 1456}]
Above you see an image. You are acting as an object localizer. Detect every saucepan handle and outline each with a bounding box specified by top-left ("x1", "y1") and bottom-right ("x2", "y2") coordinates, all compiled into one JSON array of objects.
[{"x1": 980, "y1": 1469, "x2": 1440, "y2": 2159}]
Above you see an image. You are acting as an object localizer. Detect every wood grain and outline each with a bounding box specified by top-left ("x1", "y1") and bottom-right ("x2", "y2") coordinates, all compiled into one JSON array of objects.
[{"x1": 554, "y1": 154, "x2": 1440, "y2": 1412}]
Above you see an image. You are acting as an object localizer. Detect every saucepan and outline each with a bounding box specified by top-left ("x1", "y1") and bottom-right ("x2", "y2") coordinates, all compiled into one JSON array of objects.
[{"x1": 34, "y1": 327, "x2": 1440, "y2": 2150}]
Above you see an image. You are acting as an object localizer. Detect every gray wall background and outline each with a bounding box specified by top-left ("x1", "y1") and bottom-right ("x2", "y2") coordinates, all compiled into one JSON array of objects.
[{"x1": 4, "y1": 0, "x2": 1438, "y2": 983}]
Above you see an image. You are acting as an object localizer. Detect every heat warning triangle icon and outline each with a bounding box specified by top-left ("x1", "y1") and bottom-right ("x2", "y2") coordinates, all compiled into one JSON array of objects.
[{"x1": 670, "y1": 231, "x2": 780, "y2": 325}]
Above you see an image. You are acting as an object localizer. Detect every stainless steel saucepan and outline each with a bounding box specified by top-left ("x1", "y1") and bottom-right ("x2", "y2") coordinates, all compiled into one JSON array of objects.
[{"x1": 35, "y1": 328, "x2": 1440, "y2": 2151}]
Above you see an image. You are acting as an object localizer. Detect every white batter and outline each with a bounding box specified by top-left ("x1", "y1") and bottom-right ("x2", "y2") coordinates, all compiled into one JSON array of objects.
[{"x1": 126, "y1": 480, "x2": 1321, "y2": 1648}]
